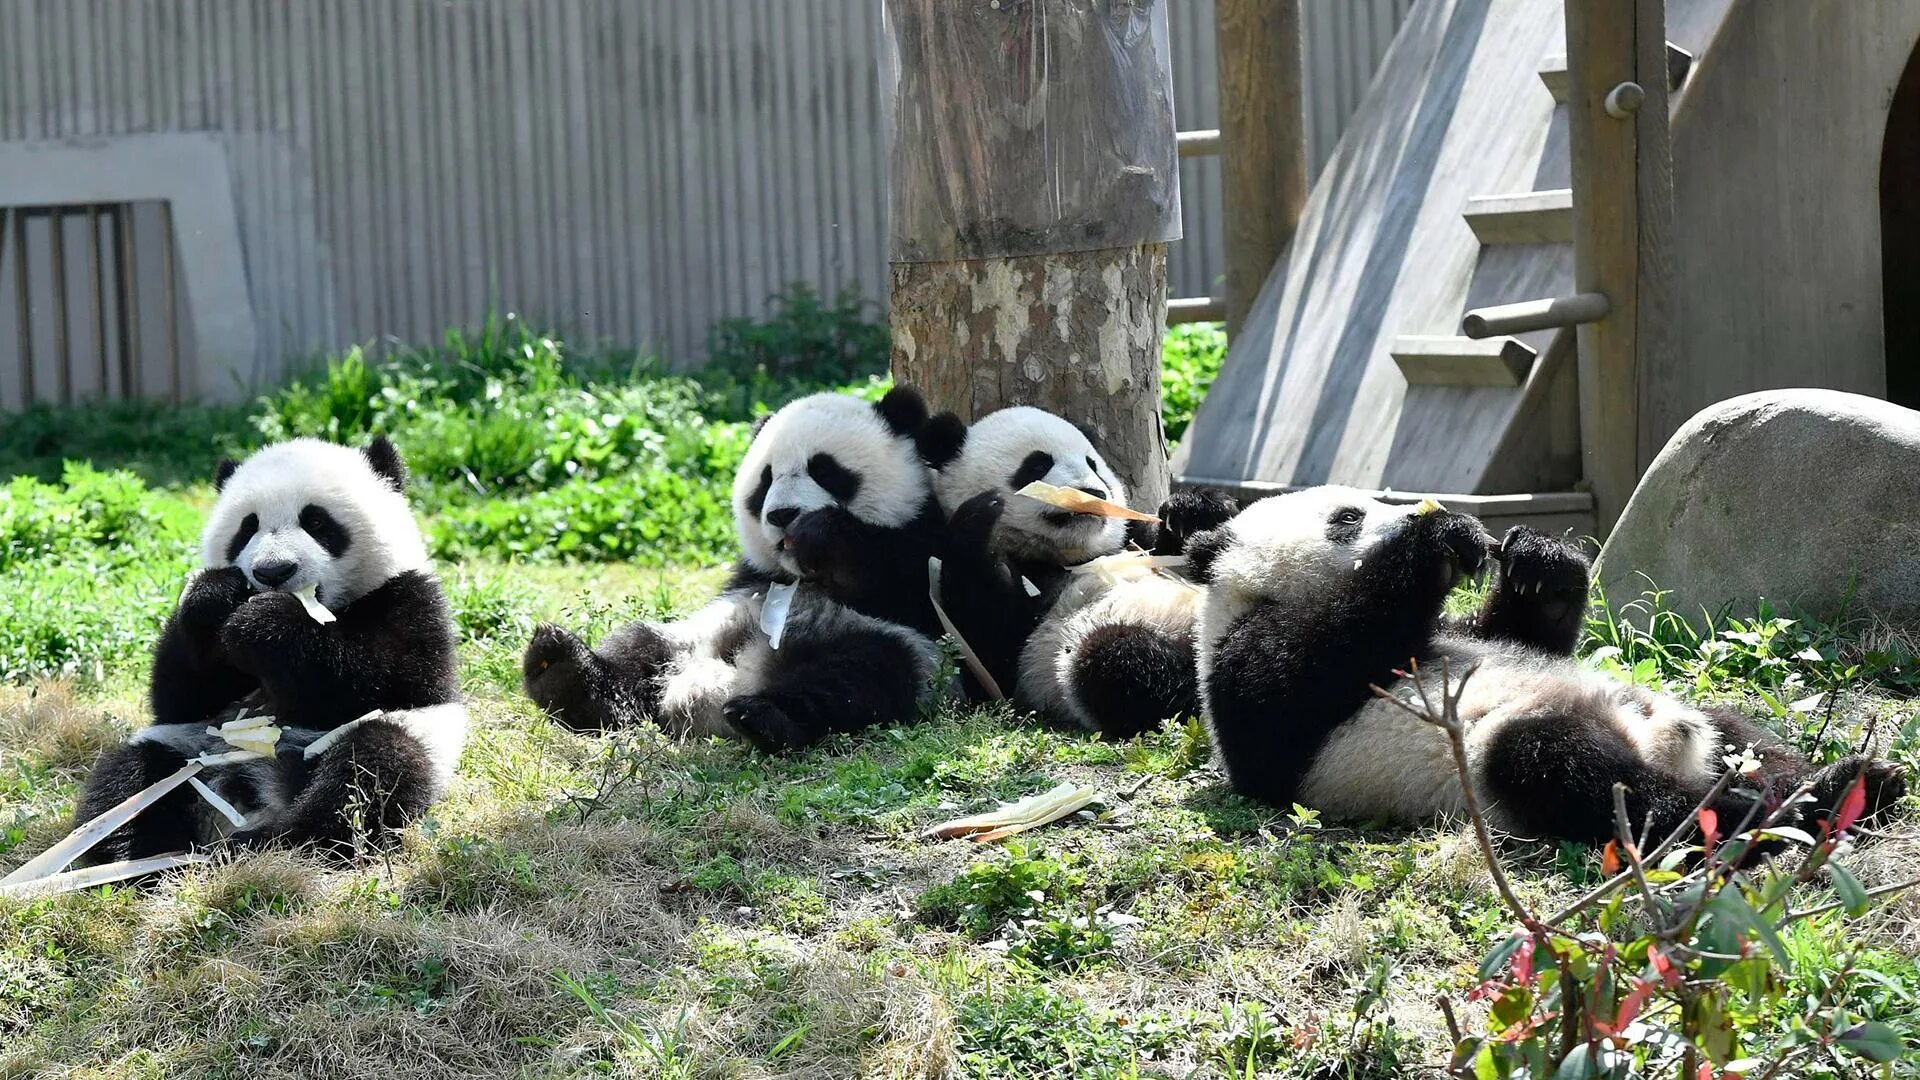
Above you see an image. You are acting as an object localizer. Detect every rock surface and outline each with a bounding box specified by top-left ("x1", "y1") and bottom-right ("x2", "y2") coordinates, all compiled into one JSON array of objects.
[{"x1": 1600, "y1": 389, "x2": 1920, "y2": 628}]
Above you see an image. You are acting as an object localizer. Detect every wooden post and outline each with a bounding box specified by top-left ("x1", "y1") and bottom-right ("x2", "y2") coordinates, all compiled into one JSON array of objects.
[
  {"x1": 885, "y1": 0, "x2": 1183, "y2": 511},
  {"x1": 1215, "y1": 0, "x2": 1307, "y2": 339},
  {"x1": 1564, "y1": 0, "x2": 1675, "y2": 533}
]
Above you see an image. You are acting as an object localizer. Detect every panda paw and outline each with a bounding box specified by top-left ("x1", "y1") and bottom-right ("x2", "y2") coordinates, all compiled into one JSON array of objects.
[
  {"x1": 218, "y1": 590, "x2": 315, "y2": 666},
  {"x1": 523, "y1": 624, "x2": 625, "y2": 732},
  {"x1": 1808, "y1": 757, "x2": 1908, "y2": 828},
  {"x1": 948, "y1": 491, "x2": 1007, "y2": 553},
  {"x1": 723, "y1": 695, "x2": 817, "y2": 753},
  {"x1": 1431, "y1": 512, "x2": 1495, "y2": 579},
  {"x1": 1495, "y1": 527, "x2": 1591, "y2": 599},
  {"x1": 1153, "y1": 489, "x2": 1239, "y2": 555},
  {"x1": 180, "y1": 566, "x2": 255, "y2": 632}
]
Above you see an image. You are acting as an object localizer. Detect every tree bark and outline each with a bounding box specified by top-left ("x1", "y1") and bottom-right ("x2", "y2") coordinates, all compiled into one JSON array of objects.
[{"x1": 890, "y1": 243, "x2": 1171, "y2": 512}]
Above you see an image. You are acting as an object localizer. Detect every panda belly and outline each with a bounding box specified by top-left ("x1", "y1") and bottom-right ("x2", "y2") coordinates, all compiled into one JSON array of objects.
[
  {"x1": 127, "y1": 701, "x2": 469, "y2": 839},
  {"x1": 653, "y1": 587, "x2": 943, "y2": 738},
  {"x1": 1298, "y1": 641, "x2": 1721, "y2": 831},
  {"x1": 1018, "y1": 572, "x2": 1202, "y2": 735}
]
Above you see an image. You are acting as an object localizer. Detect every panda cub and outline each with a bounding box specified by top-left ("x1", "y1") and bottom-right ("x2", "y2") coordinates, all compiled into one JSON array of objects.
[
  {"x1": 523, "y1": 388, "x2": 947, "y2": 752},
  {"x1": 74, "y1": 437, "x2": 466, "y2": 862},
  {"x1": 1187, "y1": 487, "x2": 1906, "y2": 845},
  {"x1": 920, "y1": 405, "x2": 1237, "y2": 737}
]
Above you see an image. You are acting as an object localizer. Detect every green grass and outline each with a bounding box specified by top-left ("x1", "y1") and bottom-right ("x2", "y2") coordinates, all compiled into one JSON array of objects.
[{"x1": 2, "y1": 317, "x2": 1917, "y2": 1078}]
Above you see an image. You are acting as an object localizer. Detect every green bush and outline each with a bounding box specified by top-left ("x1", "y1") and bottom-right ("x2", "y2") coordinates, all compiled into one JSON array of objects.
[
  {"x1": 1161, "y1": 322, "x2": 1226, "y2": 446},
  {"x1": 706, "y1": 284, "x2": 889, "y2": 386}
]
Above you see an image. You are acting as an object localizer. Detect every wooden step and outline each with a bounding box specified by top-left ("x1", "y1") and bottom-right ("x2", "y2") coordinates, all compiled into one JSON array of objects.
[
  {"x1": 1540, "y1": 42, "x2": 1693, "y2": 104},
  {"x1": 1463, "y1": 189, "x2": 1573, "y2": 245},
  {"x1": 1390, "y1": 335, "x2": 1538, "y2": 387}
]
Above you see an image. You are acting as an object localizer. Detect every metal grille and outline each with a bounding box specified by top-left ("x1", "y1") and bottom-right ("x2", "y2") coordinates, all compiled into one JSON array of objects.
[{"x1": 0, "y1": 201, "x2": 185, "y2": 408}]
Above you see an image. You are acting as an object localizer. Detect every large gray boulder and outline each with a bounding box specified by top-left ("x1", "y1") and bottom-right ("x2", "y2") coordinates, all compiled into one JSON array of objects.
[{"x1": 1600, "y1": 389, "x2": 1920, "y2": 627}]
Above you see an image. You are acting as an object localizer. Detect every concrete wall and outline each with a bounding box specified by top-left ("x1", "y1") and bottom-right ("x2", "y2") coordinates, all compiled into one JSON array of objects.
[{"x1": 0, "y1": 0, "x2": 1413, "y2": 401}]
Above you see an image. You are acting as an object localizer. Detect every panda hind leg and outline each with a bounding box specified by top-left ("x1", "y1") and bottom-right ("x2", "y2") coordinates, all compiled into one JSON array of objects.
[
  {"x1": 1477, "y1": 710, "x2": 1760, "y2": 848},
  {"x1": 1702, "y1": 708, "x2": 1907, "y2": 830},
  {"x1": 523, "y1": 621, "x2": 672, "y2": 731},
  {"x1": 72, "y1": 738, "x2": 207, "y2": 866},
  {"x1": 1065, "y1": 623, "x2": 1196, "y2": 739},
  {"x1": 723, "y1": 630, "x2": 926, "y2": 753},
  {"x1": 235, "y1": 720, "x2": 439, "y2": 858}
]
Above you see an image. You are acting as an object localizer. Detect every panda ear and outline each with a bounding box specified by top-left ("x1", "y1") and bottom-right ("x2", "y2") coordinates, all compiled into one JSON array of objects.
[
  {"x1": 874, "y1": 386, "x2": 930, "y2": 438},
  {"x1": 1184, "y1": 526, "x2": 1232, "y2": 584},
  {"x1": 917, "y1": 412, "x2": 968, "y2": 469},
  {"x1": 363, "y1": 435, "x2": 409, "y2": 493},
  {"x1": 214, "y1": 458, "x2": 239, "y2": 492}
]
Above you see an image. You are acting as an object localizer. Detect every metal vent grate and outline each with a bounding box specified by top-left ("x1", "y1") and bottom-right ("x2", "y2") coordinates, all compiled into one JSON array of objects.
[{"x1": 0, "y1": 202, "x2": 189, "y2": 408}]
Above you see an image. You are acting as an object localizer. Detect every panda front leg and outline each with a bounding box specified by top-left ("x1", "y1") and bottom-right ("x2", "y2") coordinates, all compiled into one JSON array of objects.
[
  {"x1": 721, "y1": 626, "x2": 931, "y2": 753},
  {"x1": 232, "y1": 719, "x2": 439, "y2": 856},
  {"x1": 937, "y1": 491, "x2": 1043, "y2": 698},
  {"x1": 523, "y1": 619, "x2": 675, "y2": 731},
  {"x1": 71, "y1": 734, "x2": 211, "y2": 865},
  {"x1": 150, "y1": 566, "x2": 260, "y2": 727},
  {"x1": 1460, "y1": 526, "x2": 1592, "y2": 656},
  {"x1": 1150, "y1": 488, "x2": 1240, "y2": 556}
]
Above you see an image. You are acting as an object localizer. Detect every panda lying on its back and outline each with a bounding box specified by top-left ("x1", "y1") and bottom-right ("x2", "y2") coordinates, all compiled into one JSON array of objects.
[
  {"x1": 75, "y1": 437, "x2": 465, "y2": 862},
  {"x1": 524, "y1": 388, "x2": 947, "y2": 752},
  {"x1": 920, "y1": 405, "x2": 1237, "y2": 737},
  {"x1": 1187, "y1": 487, "x2": 1906, "y2": 845}
]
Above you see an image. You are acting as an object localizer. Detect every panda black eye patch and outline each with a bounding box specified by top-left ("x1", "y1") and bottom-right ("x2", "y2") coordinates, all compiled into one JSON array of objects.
[
  {"x1": 807, "y1": 453, "x2": 861, "y2": 503},
  {"x1": 298, "y1": 504, "x2": 352, "y2": 557},
  {"x1": 1324, "y1": 507, "x2": 1365, "y2": 545},
  {"x1": 746, "y1": 465, "x2": 773, "y2": 518},
  {"x1": 1011, "y1": 450, "x2": 1055, "y2": 489},
  {"x1": 226, "y1": 513, "x2": 259, "y2": 562}
]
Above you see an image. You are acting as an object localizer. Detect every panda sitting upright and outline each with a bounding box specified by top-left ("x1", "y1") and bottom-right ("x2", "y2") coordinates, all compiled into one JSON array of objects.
[
  {"x1": 523, "y1": 387, "x2": 947, "y2": 752},
  {"x1": 75, "y1": 437, "x2": 466, "y2": 861},
  {"x1": 1186, "y1": 487, "x2": 1906, "y2": 845},
  {"x1": 918, "y1": 405, "x2": 1237, "y2": 737}
]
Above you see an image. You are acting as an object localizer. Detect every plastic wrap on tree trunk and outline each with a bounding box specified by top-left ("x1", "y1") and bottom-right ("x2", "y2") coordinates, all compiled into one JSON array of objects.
[{"x1": 884, "y1": 0, "x2": 1183, "y2": 262}]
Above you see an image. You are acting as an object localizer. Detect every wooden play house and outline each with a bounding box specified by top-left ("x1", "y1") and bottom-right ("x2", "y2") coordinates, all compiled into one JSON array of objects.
[{"x1": 1174, "y1": 0, "x2": 1920, "y2": 538}]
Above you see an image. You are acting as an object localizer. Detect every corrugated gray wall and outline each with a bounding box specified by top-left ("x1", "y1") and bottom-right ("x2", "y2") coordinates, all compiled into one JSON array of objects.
[{"x1": 0, "y1": 0, "x2": 1412, "y2": 394}]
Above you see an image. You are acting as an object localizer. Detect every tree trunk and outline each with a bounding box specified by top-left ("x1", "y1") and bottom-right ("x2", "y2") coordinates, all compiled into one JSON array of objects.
[
  {"x1": 882, "y1": 0, "x2": 1181, "y2": 510},
  {"x1": 890, "y1": 243, "x2": 1171, "y2": 512}
]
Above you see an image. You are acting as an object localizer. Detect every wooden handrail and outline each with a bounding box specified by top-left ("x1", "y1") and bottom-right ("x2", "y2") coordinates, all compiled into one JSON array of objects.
[
  {"x1": 1168, "y1": 296, "x2": 1226, "y2": 324},
  {"x1": 1176, "y1": 130, "x2": 1222, "y2": 158},
  {"x1": 1461, "y1": 293, "x2": 1610, "y2": 339}
]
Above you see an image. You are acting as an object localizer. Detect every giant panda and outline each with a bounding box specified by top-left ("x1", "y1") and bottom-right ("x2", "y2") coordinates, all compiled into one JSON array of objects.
[
  {"x1": 918, "y1": 405, "x2": 1237, "y2": 737},
  {"x1": 1186, "y1": 486, "x2": 1907, "y2": 845},
  {"x1": 523, "y1": 387, "x2": 947, "y2": 752},
  {"x1": 74, "y1": 436, "x2": 466, "y2": 862}
]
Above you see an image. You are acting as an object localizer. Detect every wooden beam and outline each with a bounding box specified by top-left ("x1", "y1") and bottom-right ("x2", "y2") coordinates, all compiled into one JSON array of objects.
[
  {"x1": 1215, "y1": 0, "x2": 1305, "y2": 340},
  {"x1": 1390, "y1": 335, "x2": 1537, "y2": 387},
  {"x1": 1564, "y1": 0, "x2": 1675, "y2": 533},
  {"x1": 1463, "y1": 189, "x2": 1575, "y2": 245}
]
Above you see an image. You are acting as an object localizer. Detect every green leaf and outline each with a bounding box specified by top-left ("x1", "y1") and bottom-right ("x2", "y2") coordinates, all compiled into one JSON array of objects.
[
  {"x1": 1478, "y1": 934, "x2": 1526, "y2": 982},
  {"x1": 1706, "y1": 891, "x2": 1790, "y2": 967},
  {"x1": 1829, "y1": 862, "x2": 1872, "y2": 917},
  {"x1": 1836, "y1": 1021, "x2": 1904, "y2": 1062},
  {"x1": 1551, "y1": 1044, "x2": 1596, "y2": 1080},
  {"x1": 1490, "y1": 986, "x2": 1534, "y2": 1031}
]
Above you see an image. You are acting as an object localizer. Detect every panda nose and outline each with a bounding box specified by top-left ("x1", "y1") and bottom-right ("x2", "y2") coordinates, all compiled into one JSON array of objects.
[
  {"x1": 1075, "y1": 485, "x2": 1109, "y2": 502},
  {"x1": 765, "y1": 507, "x2": 799, "y2": 529},
  {"x1": 252, "y1": 559, "x2": 298, "y2": 587}
]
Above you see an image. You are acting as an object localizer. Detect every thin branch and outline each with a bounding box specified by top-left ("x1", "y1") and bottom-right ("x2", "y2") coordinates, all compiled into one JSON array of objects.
[
  {"x1": 1782, "y1": 875, "x2": 1920, "y2": 926},
  {"x1": 1372, "y1": 659, "x2": 1543, "y2": 933}
]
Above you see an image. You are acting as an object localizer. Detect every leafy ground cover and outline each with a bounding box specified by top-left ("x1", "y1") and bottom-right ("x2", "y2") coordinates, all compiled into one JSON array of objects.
[{"x1": 0, "y1": 310, "x2": 1914, "y2": 1078}]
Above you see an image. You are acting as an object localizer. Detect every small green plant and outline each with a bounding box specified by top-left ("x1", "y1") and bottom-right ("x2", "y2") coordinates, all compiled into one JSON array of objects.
[
  {"x1": 916, "y1": 841, "x2": 1080, "y2": 939},
  {"x1": 1388, "y1": 663, "x2": 1916, "y2": 1078},
  {"x1": 1162, "y1": 322, "x2": 1227, "y2": 446}
]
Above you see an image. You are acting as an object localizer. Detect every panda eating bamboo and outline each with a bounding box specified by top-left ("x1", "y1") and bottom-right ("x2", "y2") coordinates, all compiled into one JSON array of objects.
[{"x1": 73, "y1": 436, "x2": 467, "y2": 862}]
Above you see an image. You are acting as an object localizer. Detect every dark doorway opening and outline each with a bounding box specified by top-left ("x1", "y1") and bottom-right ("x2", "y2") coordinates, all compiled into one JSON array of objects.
[{"x1": 1883, "y1": 41, "x2": 1920, "y2": 409}]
